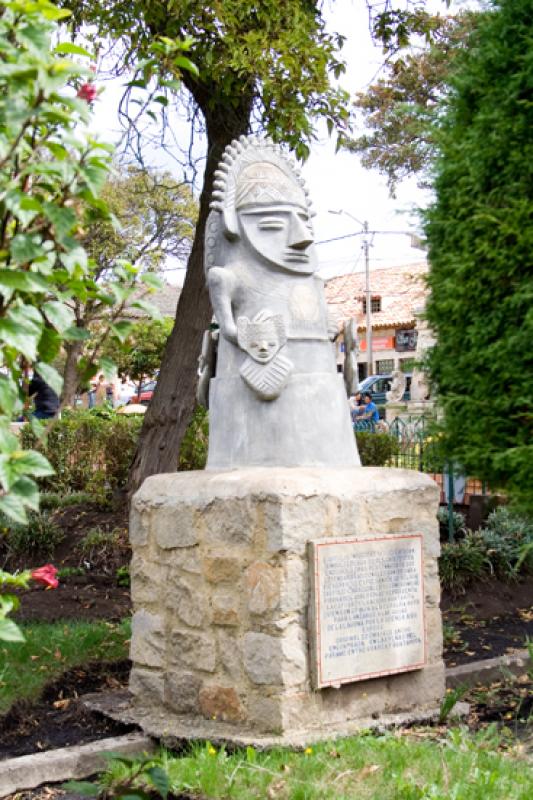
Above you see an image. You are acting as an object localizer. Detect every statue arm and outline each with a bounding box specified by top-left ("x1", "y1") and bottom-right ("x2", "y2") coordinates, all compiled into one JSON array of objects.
[{"x1": 208, "y1": 267, "x2": 237, "y2": 343}]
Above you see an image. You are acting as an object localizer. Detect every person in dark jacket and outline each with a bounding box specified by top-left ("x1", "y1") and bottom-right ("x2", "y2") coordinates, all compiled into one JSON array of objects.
[{"x1": 28, "y1": 372, "x2": 59, "y2": 419}]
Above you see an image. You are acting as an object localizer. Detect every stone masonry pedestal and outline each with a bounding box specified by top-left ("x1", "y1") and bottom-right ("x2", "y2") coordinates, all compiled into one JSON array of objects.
[{"x1": 126, "y1": 467, "x2": 444, "y2": 746}]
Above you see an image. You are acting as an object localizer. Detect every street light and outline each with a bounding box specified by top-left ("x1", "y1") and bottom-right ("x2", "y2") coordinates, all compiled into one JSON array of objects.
[{"x1": 328, "y1": 209, "x2": 373, "y2": 376}]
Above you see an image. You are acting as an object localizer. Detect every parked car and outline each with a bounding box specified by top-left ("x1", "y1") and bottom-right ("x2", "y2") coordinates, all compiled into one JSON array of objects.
[
  {"x1": 128, "y1": 380, "x2": 157, "y2": 405},
  {"x1": 359, "y1": 373, "x2": 412, "y2": 405}
]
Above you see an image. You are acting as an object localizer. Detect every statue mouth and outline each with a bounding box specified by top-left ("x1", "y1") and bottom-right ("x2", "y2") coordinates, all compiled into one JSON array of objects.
[{"x1": 284, "y1": 251, "x2": 310, "y2": 262}]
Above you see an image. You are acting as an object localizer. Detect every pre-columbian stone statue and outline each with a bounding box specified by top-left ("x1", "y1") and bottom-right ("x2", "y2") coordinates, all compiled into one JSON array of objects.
[{"x1": 201, "y1": 135, "x2": 359, "y2": 469}]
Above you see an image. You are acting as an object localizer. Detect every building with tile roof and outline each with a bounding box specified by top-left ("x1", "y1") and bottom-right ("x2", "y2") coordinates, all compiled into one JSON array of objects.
[{"x1": 325, "y1": 261, "x2": 429, "y2": 378}]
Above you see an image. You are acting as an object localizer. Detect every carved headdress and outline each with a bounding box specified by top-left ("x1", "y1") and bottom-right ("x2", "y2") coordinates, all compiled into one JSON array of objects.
[{"x1": 205, "y1": 135, "x2": 313, "y2": 270}]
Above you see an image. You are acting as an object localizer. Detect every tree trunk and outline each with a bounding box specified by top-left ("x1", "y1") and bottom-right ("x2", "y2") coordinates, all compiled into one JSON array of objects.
[
  {"x1": 61, "y1": 340, "x2": 85, "y2": 408},
  {"x1": 127, "y1": 115, "x2": 250, "y2": 496}
]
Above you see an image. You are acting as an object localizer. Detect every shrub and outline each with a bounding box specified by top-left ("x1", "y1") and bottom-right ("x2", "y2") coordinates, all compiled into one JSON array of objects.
[
  {"x1": 178, "y1": 407, "x2": 209, "y2": 471},
  {"x1": 355, "y1": 431, "x2": 399, "y2": 466},
  {"x1": 78, "y1": 527, "x2": 126, "y2": 571},
  {"x1": 40, "y1": 492, "x2": 95, "y2": 510},
  {"x1": 479, "y1": 507, "x2": 533, "y2": 579},
  {"x1": 439, "y1": 533, "x2": 491, "y2": 593},
  {"x1": 21, "y1": 409, "x2": 143, "y2": 502},
  {"x1": 0, "y1": 512, "x2": 64, "y2": 565}
]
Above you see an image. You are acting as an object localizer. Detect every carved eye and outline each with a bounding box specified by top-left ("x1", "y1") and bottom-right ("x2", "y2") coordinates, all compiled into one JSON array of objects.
[
  {"x1": 250, "y1": 342, "x2": 259, "y2": 349},
  {"x1": 268, "y1": 342, "x2": 276, "y2": 347},
  {"x1": 258, "y1": 217, "x2": 285, "y2": 230}
]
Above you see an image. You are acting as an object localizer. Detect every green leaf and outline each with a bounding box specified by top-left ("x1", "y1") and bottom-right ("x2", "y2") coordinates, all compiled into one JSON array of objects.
[
  {"x1": 140, "y1": 273, "x2": 163, "y2": 290},
  {"x1": 42, "y1": 300, "x2": 75, "y2": 333},
  {"x1": 40, "y1": 6, "x2": 72, "y2": 21},
  {"x1": 38, "y1": 326, "x2": 62, "y2": 363},
  {"x1": 0, "y1": 317, "x2": 41, "y2": 361},
  {"x1": 147, "y1": 766, "x2": 169, "y2": 799},
  {"x1": 60, "y1": 246, "x2": 87, "y2": 274},
  {"x1": 0, "y1": 422, "x2": 20, "y2": 454},
  {"x1": 42, "y1": 203, "x2": 77, "y2": 238},
  {"x1": 173, "y1": 55, "x2": 199, "y2": 76},
  {"x1": 10, "y1": 234, "x2": 46, "y2": 265},
  {"x1": 35, "y1": 362, "x2": 63, "y2": 396},
  {"x1": 10, "y1": 476, "x2": 40, "y2": 512},
  {"x1": 110, "y1": 320, "x2": 134, "y2": 342},
  {"x1": 0, "y1": 618, "x2": 25, "y2": 643},
  {"x1": 54, "y1": 43, "x2": 92, "y2": 57},
  {"x1": 97, "y1": 356, "x2": 116, "y2": 380},
  {"x1": 62, "y1": 782, "x2": 101, "y2": 797},
  {"x1": 0, "y1": 269, "x2": 48, "y2": 294},
  {"x1": 0, "y1": 375, "x2": 20, "y2": 415},
  {"x1": 63, "y1": 326, "x2": 91, "y2": 341},
  {"x1": 12, "y1": 450, "x2": 54, "y2": 478},
  {"x1": 0, "y1": 490, "x2": 28, "y2": 525},
  {"x1": 130, "y1": 299, "x2": 162, "y2": 320}
]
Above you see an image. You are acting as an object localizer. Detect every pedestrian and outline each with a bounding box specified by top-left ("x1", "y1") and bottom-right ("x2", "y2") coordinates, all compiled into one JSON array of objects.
[
  {"x1": 360, "y1": 391, "x2": 380, "y2": 427},
  {"x1": 28, "y1": 371, "x2": 59, "y2": 420},
  {"x1": 349, "y1": 391, "x2": 364, "y2": 426}
]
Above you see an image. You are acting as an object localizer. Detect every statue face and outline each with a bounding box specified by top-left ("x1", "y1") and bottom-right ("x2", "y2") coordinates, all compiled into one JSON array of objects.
[
  {"x1": 238, "y1": 203, "x2": 317, "y2": 275},
  {"x1": 244, "y1": 319, "x2": 281, "y2": 363}
]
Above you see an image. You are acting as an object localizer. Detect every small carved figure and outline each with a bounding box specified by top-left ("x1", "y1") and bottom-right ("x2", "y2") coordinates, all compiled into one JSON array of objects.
[
  {"x1": 386, "y1": 370, "x2": 407, "y2": 403},
  {"x1": 237, "y1": 310, "x2": 293, "y2": 400},
  {"x1": 342, "y1": 318, "x2": 359, "y2": 398}
]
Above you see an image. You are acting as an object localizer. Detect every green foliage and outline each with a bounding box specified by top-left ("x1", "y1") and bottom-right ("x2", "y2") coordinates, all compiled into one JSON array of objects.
[
  {"x1": 62, "y1": 0, "x2": 351, "y2": 161},
  {"x1": 20, "y1": 409, "x2": 143, "y2": 501},
  {"x1": 78, "y1": 526, "x2": 125, "y2": 569},
  {"x1": 0, "y1": 510, "x2": 63, "y2": 563},
  {"x1": 424, "y1": 0, "x2": 533, "y2": 514},
  {"x1": 355, "y1": 431, "x2": 399, "y2": 466},
  {"x1": 436, "y1": 507, "x2": 467, "y2": 534},
  {"x1": 439, "y1": 534, "x2": 491, "y2": 593},
  {"x1": 102, "y1": 317, "x2": 173, "y2": 390},
  {"x1": 116, "y1": 564, "x2": 130, "y2": 587},
  {"x1": 0, "y1": 618, "x2": 131, "y2": 713},
  {"x1": 178, "y1": 406, "x2": 209, "y2": 471},
  {"x1": 439, "y1": 507, "x2": 533, "y2": 591},
  {"x1": 40, "y1": 490, "x2": 95, "y2": 509},
  {"x1": 350, "y1": 12, "x2": 478, "y2": 191},
  {"x1": 438, "y1": 684, "x2": 469, "y2": 724},
  {"x1": 79, "y1": 730, "x2": 533, "y2": 800},
  {"x1": 0, "y1": 0, "x2": 116, "y2": 524}
]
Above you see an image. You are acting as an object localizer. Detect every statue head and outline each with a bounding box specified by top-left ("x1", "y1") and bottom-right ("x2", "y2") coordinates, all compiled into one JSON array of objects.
[
  {"x1": 209, "y1": 136, "x2": 317, "y2": 275},
  {"x1": 237, "y1": 310, "x2": 287, "y2": 363}
]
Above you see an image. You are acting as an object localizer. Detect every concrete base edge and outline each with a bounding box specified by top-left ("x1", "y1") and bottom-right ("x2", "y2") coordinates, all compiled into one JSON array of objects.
[
  {"x1": 0, "y1": 732, "x2": 154, "y2": 798},
  {"x1": 82, "y1": 690, "x2": 450, "y2": 749}
]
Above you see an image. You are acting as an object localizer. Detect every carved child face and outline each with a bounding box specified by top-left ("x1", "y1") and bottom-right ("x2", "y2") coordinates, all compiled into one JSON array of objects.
[{"x1": 243, "y1": 319, "x2": 280, "y2": 363}]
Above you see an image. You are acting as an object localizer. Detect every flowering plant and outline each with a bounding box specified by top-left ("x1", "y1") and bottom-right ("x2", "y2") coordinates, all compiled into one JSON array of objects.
[{"x1": 0, "y1": 565, "x2": 58, "y2": 642}]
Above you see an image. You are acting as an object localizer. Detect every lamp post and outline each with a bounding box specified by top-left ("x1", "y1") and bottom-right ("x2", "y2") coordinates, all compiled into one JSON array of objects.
[{"x1": 329, "y1": 210, "x2": 373, "y2": 377}]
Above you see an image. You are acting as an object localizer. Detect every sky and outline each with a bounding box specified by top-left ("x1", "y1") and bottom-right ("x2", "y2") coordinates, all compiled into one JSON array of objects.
[{"x1": 89, "y1": 0, "x2": 439, "y2": 285}]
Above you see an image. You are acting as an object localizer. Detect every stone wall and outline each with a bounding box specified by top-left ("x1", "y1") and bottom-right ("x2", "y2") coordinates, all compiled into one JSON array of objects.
[{"x1": 129, "y1": 467, "x2": 443, "y2": 738}]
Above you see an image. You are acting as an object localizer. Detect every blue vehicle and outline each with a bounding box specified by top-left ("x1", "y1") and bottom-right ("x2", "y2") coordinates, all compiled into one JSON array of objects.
[{"x1": 359, "y1": 373, "x2": 412, "y2": 406}]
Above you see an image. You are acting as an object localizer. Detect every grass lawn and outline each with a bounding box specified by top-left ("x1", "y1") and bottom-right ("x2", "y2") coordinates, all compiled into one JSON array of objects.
[
  {"x1": 0, "y1": 618, "x2": 130, "y2": 714},
  {"x1": 98, "y1": 727, "x2": 533, "y2": 800}
]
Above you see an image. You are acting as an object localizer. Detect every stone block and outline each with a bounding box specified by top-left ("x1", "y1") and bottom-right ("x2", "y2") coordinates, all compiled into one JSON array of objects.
[
  {"x1": 130, "y1": 666, "x2": 164, "y2": 704},
  {"x1": 130, "y1": 610, "x2": 164, "y2": 668},
  {"x1": 203, "y1": 498, "x2": 257, "y2": 546},
  {"x1": 130, "y1": 554, "x2": 167, "y2": 607},
  {"x1": 265, "y1": 495, "x2": 341, "y2": 555},
  {"x1": 167, "y1": 547, "x2": 202, "y2": 574},
  {"x1": 279, "y1": 556, "x2": 307, "y2": 612},
  {"x1": 169, "y1": 631, "x2": 217, "y2": 673},
  {"x1": 212, "y1": 589, "x2": 240, "y2": 626},
  {"x1": 165, "y1": 671, "x2": 202, "y2": 714},
  {"x1": 166, "y1": 575, "x2": 206, "y2": 628},
  {"x1": 246, "y1": 562, "x2": 279, "y2": 614},
  {"x1": 153, "y1": 504, "x2": 198, "y2": 549},
  {"x1": 129, "y1": 505, "x2": 149, "y2": 547},
  {"x1": 203, "y1": 554, "x2": 243, "y2": 584},
  {"x1": 243, "y1": 632, "x2": 281, "y2": 685},
  {"x1": 280, "y1": 625, "x2": 308, "y2": 687},
  {"x1": 217, "y1": 629, "x2": 243, "y2": 678},
  {"x1": 199, "y1": 685, "x2": 244, "y2": 723}
]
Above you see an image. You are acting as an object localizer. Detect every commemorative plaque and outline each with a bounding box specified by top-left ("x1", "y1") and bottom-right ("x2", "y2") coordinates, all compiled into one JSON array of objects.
[{"x1": 309, "y1": 534, "x2": 425, "y2": 689}]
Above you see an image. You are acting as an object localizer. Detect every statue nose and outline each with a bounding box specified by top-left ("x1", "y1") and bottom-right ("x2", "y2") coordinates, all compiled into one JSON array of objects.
[{"x1": 288, "y1": 213, "x2": 313, "y2": 250}]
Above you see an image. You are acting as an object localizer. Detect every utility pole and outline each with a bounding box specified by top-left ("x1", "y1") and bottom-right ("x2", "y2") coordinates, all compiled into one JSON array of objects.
[{"x1": 363, "y1": 220, "x2": 372, "y2": 377}]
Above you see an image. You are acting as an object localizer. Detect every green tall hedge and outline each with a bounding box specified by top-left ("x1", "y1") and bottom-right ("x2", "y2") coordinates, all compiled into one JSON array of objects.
[{"x1": 424, "y1": 0, "x2": 533, "y2": 512}]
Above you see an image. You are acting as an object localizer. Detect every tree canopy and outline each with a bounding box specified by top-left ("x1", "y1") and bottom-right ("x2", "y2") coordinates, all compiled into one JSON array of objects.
[{"x1": 423, "y1": 0, "x2": 533, "y2": 511}]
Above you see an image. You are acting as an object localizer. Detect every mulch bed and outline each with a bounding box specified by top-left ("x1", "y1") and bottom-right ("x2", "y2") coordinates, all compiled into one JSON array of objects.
[
  {"x1": 0, "y1": 660, "x2": 135, "y2": 760},
  {"x1": 14, "y1": 575, "x2": 131, "y2": 624},
  {"x1": 442, "y1": 577, "x2": 533, "y2": 667}
]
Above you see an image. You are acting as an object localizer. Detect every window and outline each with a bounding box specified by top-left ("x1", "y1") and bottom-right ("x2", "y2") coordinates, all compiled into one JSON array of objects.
[
  {"x1": 395, "y1": 329, "x2": 418, "y2": 352},
  {"x1": 361, "y1": 296, "x2": 382, "y2": 313},
  {"x1": 376, "y1": 359, "x2": 394, "y2": 373}
]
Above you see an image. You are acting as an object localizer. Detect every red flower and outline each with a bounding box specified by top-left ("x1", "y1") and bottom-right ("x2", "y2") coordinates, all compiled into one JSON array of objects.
[
  {"x1": 77, "y1": 83, "x2": 98, "y2": 103},
  {"x1": 31, "y1": 564, "x2": 59, "y2": 589}
]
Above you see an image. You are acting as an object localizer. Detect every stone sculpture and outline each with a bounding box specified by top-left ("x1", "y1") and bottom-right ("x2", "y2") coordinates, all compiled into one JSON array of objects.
[
  {"x1": 342, "y1": 318, "x2": 359, "y2": 397},
  {"x1": 386, "y1": 369, "x2": 407, "y2": 403},
  {"x1": 410, "y1": 304, "x2": 435, "y2": 402},
  {"x1": 202, "y1": 135, "x2": 359, "y2": 469}
]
